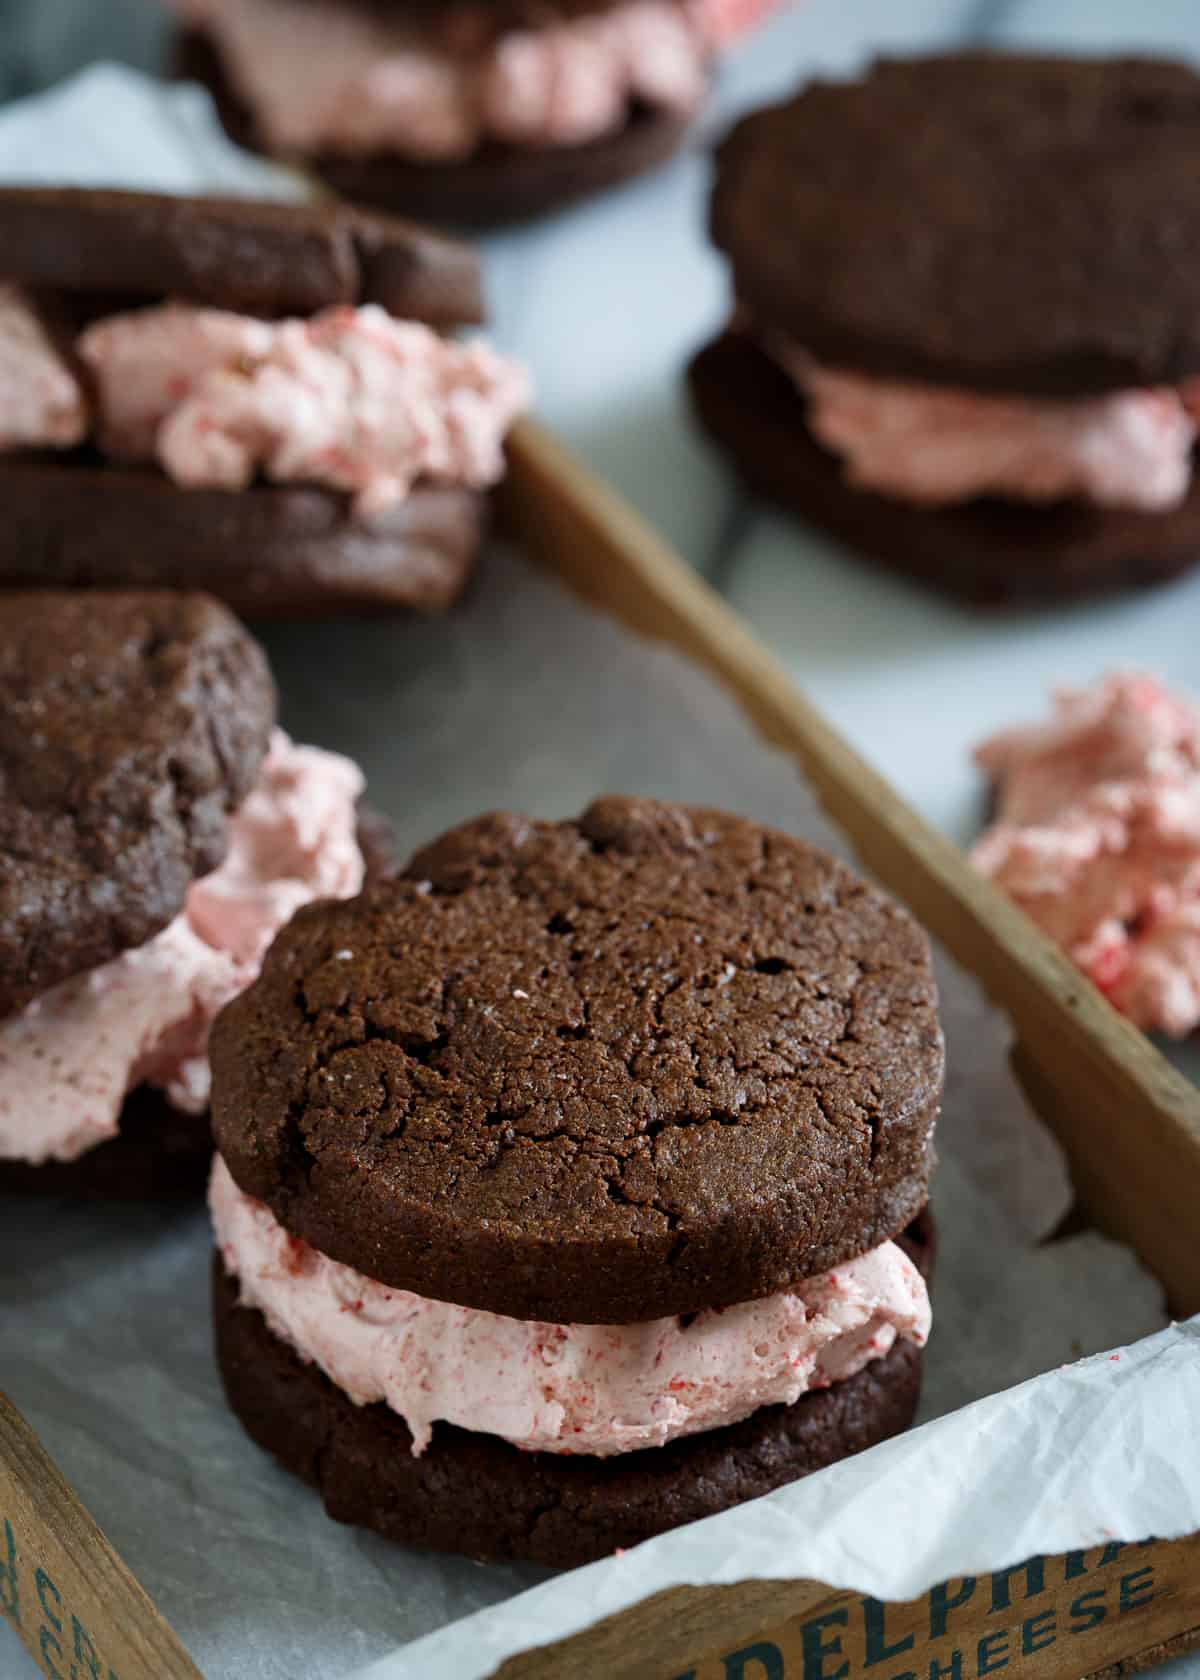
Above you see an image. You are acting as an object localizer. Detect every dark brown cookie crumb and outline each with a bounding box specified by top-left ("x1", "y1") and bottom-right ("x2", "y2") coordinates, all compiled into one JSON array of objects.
[
  {"x1": 212, "y1": 797, "x2": 942, "y2": 1323},
  {"x1": 0, "y1": 591, "x2": 275, "y2": 1018}
]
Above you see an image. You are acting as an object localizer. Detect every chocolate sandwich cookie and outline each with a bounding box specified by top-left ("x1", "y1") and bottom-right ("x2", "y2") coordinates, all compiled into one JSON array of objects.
[
  {"x1": 691, "y1": 54, "x2": 1200, "y2": 605},
  {"x1": 209, "y1": 797, "x2": 941, "y2": 1561},
  {"x1": 0, "y1": 188, "x2": 529, "y2": 618},
  {"x1": 173, "y1": 0, "x2": 779, "y2": 226},
  {"x1": 0, "y1": 589, "x2": 383, "y2": 1199}
]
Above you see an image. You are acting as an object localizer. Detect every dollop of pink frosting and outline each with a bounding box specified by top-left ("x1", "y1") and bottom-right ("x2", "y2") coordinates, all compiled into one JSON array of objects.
[
  {"x1": 78, "y1": 302, "x2": 530, "y2": 519},
  {"x1": 769, "y1": 337, "x2": 1200, "y2": 514},
  {"x1": 169, "y1": 0, "x2": 759, "y2": 159},
  {"x1": 79, "y1": 305, "x2": 273, "y2": 462},
  {"x1": 210, "y1": 1157, "x2": 931, "y2": 1458},
  {"x1": 0, "y1": 284, "x2": 88, "y2": 451},
  {"x1": 0, "y1": 732, "x2": 365, "y2": 1166},
  {"x1": 973, "y1": 674, "x2": 1200, "y2": 1038}
]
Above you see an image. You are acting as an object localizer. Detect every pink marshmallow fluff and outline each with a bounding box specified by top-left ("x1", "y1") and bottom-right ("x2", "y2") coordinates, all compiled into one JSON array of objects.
[
  {"x1": 211, "y1": 1157, "x2": 931, "y2": 1458},
  {"x1": 0, "y1": 284, "x2": 88, "y2": 450},
  {"x1": 973, "y1": 674, "x2": 1200, "y2": 1038},
  {"x1": 168, "y1": 0, "x2": 748, "y2": 159},
  {"x1": 0, "y1": 732, "x2": 364, "y2": 1166},
  {"x1": 78, "y1": 302, "x2": 530, "y2": 519},
  {"x1": 770, "y1": 339, "x2": 1200, "y2": 514}
]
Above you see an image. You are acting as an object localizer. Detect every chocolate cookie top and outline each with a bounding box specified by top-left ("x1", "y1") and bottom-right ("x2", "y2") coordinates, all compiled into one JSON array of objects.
[
  {"x1": 0, "y1": 591, "x2": 275, "y2": 1018},
  {"x1": 0, "y1": 188, "x2": 483, "y2": 327},
  {"x1": 714, "y1": 53, "x2": 1200, "y2": 396},
  {"x1": 211, "y1": 797, "x2": 942, "y2": 1323}
]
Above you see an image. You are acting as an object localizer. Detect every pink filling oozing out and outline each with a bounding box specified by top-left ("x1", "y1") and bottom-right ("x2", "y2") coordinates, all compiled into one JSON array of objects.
[
  {"x1": 210, "y1": 1156, "x2": 932, "y2": 1458},
  {"x1": 0, "y1": 732, "x2": 365, "y2": 1166},
  {"x1": 168, "y1": 0, "x2": 778, "y2": 159},
  {"x1": 0, "y1": 290, "x2": 529, "y2": 518},
  {"x1": 0, "y1": 284, "x2": 88, "y2": 451},
  {"x1": 973, "y1": 673, "x2": 1200, "y2": 1038},
  {"x1": 769, "y1": 337, "x2": 1200, "y2": 514},
  {"x1": 77, "y1": 302, "x2": 531, "y2": 519}
]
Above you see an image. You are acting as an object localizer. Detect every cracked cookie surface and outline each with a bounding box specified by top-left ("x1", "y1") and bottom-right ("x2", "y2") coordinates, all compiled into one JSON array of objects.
[
  {"x1": 0, "y1": 590, "x2": 275, "y2": 1017},
  {"x1": 211, "y1": 797, "x2": 942, "y2": 1322}
]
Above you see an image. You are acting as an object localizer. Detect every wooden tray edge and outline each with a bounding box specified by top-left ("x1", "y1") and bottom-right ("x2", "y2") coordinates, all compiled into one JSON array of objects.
[{"x1": 501, "y1": 418, "x2": 1200, "y2": 1317}]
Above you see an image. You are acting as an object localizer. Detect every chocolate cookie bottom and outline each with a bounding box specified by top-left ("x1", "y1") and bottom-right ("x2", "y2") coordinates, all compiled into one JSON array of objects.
[
  {"x1": 213, "y1": 1230, "x2": 929, "y2": 1567},
  {"x1": 0, "y1": 1087, "x2": 213, "y2": 1200},
  {"x1": 180, "y1": 28, "x2": 696, "y2": 227},
  {"x1": 0, "y1": 456, "x2": 486, "y2": 620},
  {"x1": 689, "y1": 329, "x2": 1200, "y2": 607}
]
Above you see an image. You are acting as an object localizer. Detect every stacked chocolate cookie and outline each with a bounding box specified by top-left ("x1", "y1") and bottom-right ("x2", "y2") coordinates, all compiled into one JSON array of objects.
[
  {"x1": 173, "y1": 0, "x2": 780, "y2": 223},
  {"x1": 691, "y1": 54, "x2": 1200, "y2": 604},
  {"x1": 0, "y1": 188, "x2": 528, "y2": 616},
  {"x1": 210, "y1": 797, "x2": 939, "y2": 1562},
  {"x1": 0, "y1": 591, "x2": 377, "y2": 1197}
]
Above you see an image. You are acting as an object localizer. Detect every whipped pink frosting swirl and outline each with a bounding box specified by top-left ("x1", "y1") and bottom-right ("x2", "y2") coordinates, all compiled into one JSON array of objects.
[
  {"x1": 170, "y1": 0, "x2": 771, "y2": 159},
  {"x1": 211, "y1": 1157, "x2": 931, "y2": 1458},
  {"x1": 0, "y1": 732, "x2": 364, "y2": 1165},
  {"x1": 770, "y1": 338, "x2": 1200, "y2": 514},
  {"x1": 78, "y1": 302, "x2": 530, "y2": 519},
  {"x1": 0, "y1": 285, "x2": 88, "y2": 450},
  {"x1": 973, "y1": 674, "x2": 1200, "y2": 1038}
]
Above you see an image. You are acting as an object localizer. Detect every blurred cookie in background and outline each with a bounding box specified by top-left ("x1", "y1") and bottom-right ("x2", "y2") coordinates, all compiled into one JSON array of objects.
[
  {"x1": 690, "y1": 54, "x2": 1200, "y2": 606},
  {"x1": 169, "y1": 0, "x2": 784, "y2": 224},
  {"x1": 0, "y1": 187, "x2": 529, "y2": 617}
]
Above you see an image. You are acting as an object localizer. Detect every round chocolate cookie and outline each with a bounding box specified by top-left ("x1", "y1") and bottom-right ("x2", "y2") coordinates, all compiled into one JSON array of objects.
[
  {"x1": 211, "y1": 797, "x2": 942, "y2": 1323},
  {"x1": 713, "y1": 53, "x2": 1200, "y2": 395},
  {"x1": 688, "y1": 331, "x2": 1200, "y2": 607},
  {"x1": 213, "y1": 1227, "x2": 929, "y2": 1566},
  {"x1": 179, "y1": 28, "x2": 696, "y2": 227},
  {"x1": 0, "y1": 591, "x2": 274, "y2": 1019}
]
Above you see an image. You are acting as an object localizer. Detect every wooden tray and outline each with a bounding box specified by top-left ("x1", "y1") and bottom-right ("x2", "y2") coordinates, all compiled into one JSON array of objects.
[{"x1": 4, "y1": 420, "x2": 1200, "y2": 1680}]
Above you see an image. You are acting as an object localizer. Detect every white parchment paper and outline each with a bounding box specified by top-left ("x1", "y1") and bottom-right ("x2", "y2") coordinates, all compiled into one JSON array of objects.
[
  {"x1": 0, "y1": 69, "x2": 1191, "y2": 1680},
  {"x1": 356, "y1": 1319, "x2": 1200, "y2": 1680}
]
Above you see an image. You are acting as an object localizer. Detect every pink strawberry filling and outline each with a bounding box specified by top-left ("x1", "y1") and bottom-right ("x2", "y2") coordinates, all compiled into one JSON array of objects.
[
  {"x1": 974, "y1": 674, "x2": 1200, "y2": 1037},
  {"x1": 766, "y1": 334, "x2": 1200, "y2": 514},
  {"x1": 0, "y1": 290, "x2": 530, "y2": 519},
  {"x1": 0, "y1": 733, "x2": 365, "y2": 1165},
  {"x1": 211, "y1": 1156, "x2": 931, "y2": 1459},
  {"x1": 168, "y1": 0, "x2": 779, "y2": 160}
]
